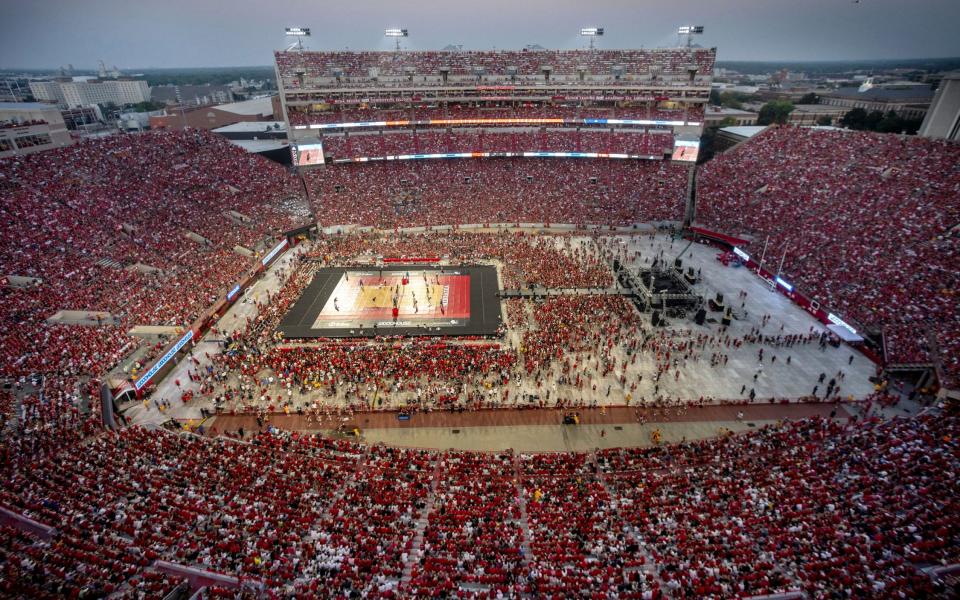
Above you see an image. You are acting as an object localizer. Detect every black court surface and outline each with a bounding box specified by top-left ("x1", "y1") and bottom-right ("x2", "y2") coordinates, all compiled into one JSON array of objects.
[{"x1": 277, "y1": 265, "x2": 503, "y2": 339}]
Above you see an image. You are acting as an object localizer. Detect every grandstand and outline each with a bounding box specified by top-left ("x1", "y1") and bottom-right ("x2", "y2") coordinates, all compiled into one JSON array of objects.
[
  {"x1": 0, "y1": 36, "x2": 958, "y2": 600},
  {"x1": 695, "y1": 126, "x2": 960, "y2": 388},
  {"x1": 274, "y1": 47, "x2": 713, "y2": 167}
]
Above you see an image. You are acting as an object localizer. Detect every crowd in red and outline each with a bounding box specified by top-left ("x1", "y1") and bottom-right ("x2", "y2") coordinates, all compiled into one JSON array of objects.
[
  {"x1": 276, "y1": 48, "x2": 715, "y2": 86},
  {"x1": 599, "y1": 415, "x2": 959, "y2": 598},
  {"x1": 306, "y1": 231, "x2": 615, "y2": 289},
  {"x1": 308, "y1": 158, "x2": 687, "y2": 228},
  {"x1": 696, "y1": 126, "x2": 960, "y2": 384},
  {"x1": 1, "y1": 78, "x2": 957, "y2": 600},
  {"x1": 0, "y1": 129, "x2": 310, "y2": 400},
  {"x1": 202, "y1": 234, "x2": 624, "y2": 414},
  {"x1": 286, "y1": 104, "x2": 702, "y2": 126},
  {"x1": 0, "y1": 413, "x2": 955, "y2": 598}
]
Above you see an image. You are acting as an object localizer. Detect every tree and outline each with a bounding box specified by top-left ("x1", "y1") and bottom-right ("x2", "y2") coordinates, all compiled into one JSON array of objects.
[
  {"x1": 709, "y1": 88, "x2": 721, "y2": 106},
  {"x1": 840, "y1": 108, "x2": 868, "y2": 130},
  {"x1": 816, "y1": 115, "x2": 834, "y2": 126},
  {"x1": 900, "y1": 117, "x2": 924, "y2": 135},
  {"x1": 876, "y1": 110, "x2": 904, "y2": 133},
  {"x1": 719, "y1": 91, "x2": 745, "y2": 109},
  {"x1": 757, "y1": 100, "x2": 794, "y2": 125},
  {"x1": 864, "y1": 110, "x2": 884, "y2": 131},
  {"x1": 129, "y1": 101, "x2": 165, "y2": 112},
  {"x1": 840, "y1": 108, "x2": 922, "y2": 134},
  {"x1": 798, "y1": 92, "x2": 819, "y2": 105}
]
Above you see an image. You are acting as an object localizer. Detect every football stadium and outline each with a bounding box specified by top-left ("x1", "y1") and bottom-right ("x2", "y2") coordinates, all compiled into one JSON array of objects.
[{"x1": 1, "y1": 11, "x2": 959, "y2": 600}]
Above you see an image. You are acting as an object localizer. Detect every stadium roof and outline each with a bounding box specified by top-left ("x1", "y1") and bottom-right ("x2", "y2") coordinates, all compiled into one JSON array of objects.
[
  {"x1": 215, "y1": 96, "x2": 273, "y2": 116},
  {"x1": 824, "y1": 86, "x2": 934, "y2": 102},
  {"x1": 719, "y1": 125, "x2": 767, "y2": 139},
  {"x1": 212, "y1": 121, "x2": 286, "y2": 134},
  {"x1": 226, "y1": 139, "x2": 288, "y2": 153},
  {"x1": 705, "y1": 106, "x2": 758, "y2": 116}
]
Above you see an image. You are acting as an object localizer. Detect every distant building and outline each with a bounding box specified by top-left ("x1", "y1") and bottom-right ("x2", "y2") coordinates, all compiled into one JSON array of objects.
[
  {"x1": 0, "y1": 101, "x2": 73, "y2": 158},
  {"x1": 29, "y1": 80, "x2": 67, "y2": 104},
  {"x1": 919, "y1": 72, "x2": 960, "y2": 141},
  {"x1": 703, "y1": 106, "x2": 758, "y2": 127},
  {"x1": 151, "y1": 84, "x2": 234, "y2": 108},
  {"x1": 0, "y1": 78, "x2": 32, "y2": 103},
  {"x1": 711, "y1": 83, "x2": 760, "y2": 95},
  {"x1": 787, "y1": 104, "x2": 847, "y2": 126},
  {"x1": 117, "y1": 109, "x2": 166, "y2": 131},
  {"x1": 819, "y1": 84, "x2": 933, "y2": 120},
  {"x1": 60, "y1": 105, "x2": 103, "y2": 130},
  {"x1": 28, "y1": 78, "x2": 150, "y2": 108},
  {"x1": 149, "y1": 96, "x2": 274, "y2": 131}
]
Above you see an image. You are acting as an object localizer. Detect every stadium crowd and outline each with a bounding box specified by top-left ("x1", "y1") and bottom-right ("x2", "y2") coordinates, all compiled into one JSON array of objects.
[
  {"x1": 275, "y1": 48, "x2": 716, "y2": 86},
  {"x1": 286, "y1": 104, "x2": 701, "y2": 126},
  {"x1": 1, "y1": 72, "x2": 956, "y2": 600},
  {"x1": 182, "y1": 229, "x2": 879, "y2": 423},
  {"x1": 308, "y1": 158, "x2": 688, "y2": 228},
  {"x1": 696, "y1": 126, "x2": 960, "y2": 384},
  {"x1": 0, "y1": 130, "x2": 310, "y2": 413},
  {"x1": 0, "y1": 412, "x2": 956, "y2": 598}
]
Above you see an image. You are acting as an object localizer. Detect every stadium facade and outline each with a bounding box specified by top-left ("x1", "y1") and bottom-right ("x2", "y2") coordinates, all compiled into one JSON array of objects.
[{"x1": 274, "y1": 47, "x2": 716, "y2": 165}]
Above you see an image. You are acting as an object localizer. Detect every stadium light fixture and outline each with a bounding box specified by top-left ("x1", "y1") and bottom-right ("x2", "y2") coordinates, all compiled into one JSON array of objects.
[
  {"x1": 677, "y1": 25, "x2": 704, "y2": 48},
  {"x1": 285, "y1": 27, "x2": 310, "y2": 51},
  {"x1": 580, "y1": 27, "x2": 604, "y2": 49},
  {"x1": 385, "y1": 28, "x2": 409, "y2": 51}
]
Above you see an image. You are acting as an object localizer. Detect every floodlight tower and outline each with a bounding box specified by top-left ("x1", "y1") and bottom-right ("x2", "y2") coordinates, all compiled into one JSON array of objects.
[
  {"x1": 385, "y1": 28, "x2": 409, "y2": 51},
  {"x1": 580, "y1": 27, "x2": 604, "y2": 50},
  {"x1": 285, "y1": 27, "x2": 311, "y2": 51},
  {"x1": 677, "y1": 25, "x2": 704, "y2": 48}
]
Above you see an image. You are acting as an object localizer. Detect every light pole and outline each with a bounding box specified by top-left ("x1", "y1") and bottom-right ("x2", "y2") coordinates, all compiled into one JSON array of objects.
[
  {"x1": 580, "y1": 27, "x2": 604, "y2": 50},
  {"x1": 677, "y1": 26, "x2": 704, "y2": 48},
  {"x1": 285, "y1": 27, "x2": 311, "y2": 51},
  {"x1": 385, "y1": 28, "x2": 409, "y2": 51}
]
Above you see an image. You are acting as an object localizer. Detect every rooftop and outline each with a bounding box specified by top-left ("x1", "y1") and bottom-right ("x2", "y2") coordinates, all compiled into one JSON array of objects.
[
  {"x1": 704, "y1": 106, "x2": 758, "y2": 116},
  {"x1": 212, "y1": 120, "x2": 286, "y2": 133},
  {"x1": 0, "y1": 101, "x2": 60, "y2": 111},
  {"x1": 226, "y1": 139, "x2": 289, "y2": 153},
  {"x1": 215, "y1": 96, "x2": 273, "y2": 116},
  {"x1": 824, "y1": 86, "x2": 934, "y2": 102},
  {"x1": 719, "y1": 125, "x2": 768, "y2": 139}
]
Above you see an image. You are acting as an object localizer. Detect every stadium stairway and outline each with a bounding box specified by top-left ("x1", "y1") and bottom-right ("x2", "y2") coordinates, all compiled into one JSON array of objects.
[
  {"x1": 399, "y1": 457, "x2": 442, "y2": 588},
  {"x1": 319, "y1": 446, "x2": 369, "y2": 525},
  {"x1": 96, "y1": 257, "x2": 126, "y2": 270},
  {"x1": 511, "y1": 454, "x2": 535, "y2": 573},
  {"x1": 590, "y1": 451, "x2": 662, "y2": 581}
]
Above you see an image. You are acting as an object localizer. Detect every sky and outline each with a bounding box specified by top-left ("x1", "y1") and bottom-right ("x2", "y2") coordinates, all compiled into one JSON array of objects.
[{"x1": 2, "y1": 0, "x2": 959, "y2": 69}]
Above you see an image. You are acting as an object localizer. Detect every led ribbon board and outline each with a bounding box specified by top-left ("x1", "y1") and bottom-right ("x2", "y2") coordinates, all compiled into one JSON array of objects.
[
  {"x1": 135, "y1": 329, "x2": 194, "y2": 391},
  {"x1": 331, "y1": 151, "x2": 659, "y2": 164},
  {"x1": 262, "y1": 239, "x2": 289, "y2": 266}
]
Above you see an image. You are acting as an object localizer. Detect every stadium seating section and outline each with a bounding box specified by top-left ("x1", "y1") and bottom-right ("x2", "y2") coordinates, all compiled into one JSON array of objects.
[
  {"x1": 275, "y1": 48, "x2": 716, "y2": 87},
  {"x1": 286, "y1": 105, "x2": 702, "y2": 127},
  {"x1": 0, "y1": 130, "x2": 309, "y2": 400},
  {"x1": 308, "y1": 158, "x2": 688, "y2": 228},
  {"x1": 696, "y1": 126, "x2": 960, "y2": 383},
  {"x1": 1, "y1": 414, "x2": 956, "y2": 598}
]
